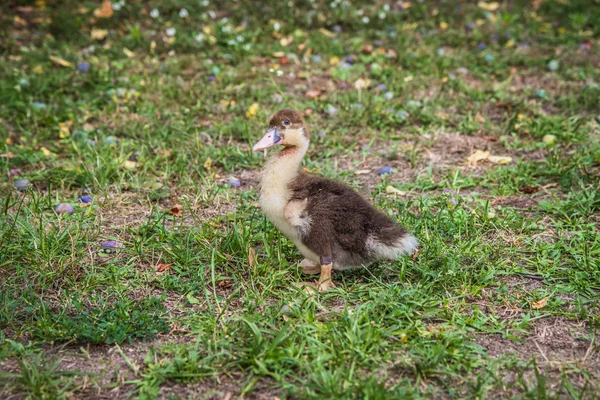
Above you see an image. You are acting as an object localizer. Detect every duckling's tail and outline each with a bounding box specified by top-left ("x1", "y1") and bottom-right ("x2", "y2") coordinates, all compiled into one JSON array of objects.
[{"x1": 367, "y1": 227, "x2": 418, "y2": 260}]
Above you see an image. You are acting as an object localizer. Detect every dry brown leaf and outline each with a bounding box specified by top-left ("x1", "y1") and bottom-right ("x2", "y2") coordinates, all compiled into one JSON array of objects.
[
  {"x1": 305, "y1": 89, "x2": 321, "y2": 99},
  {"x1": 531, "y1": 296, "x2": 549, "y2": 309},
  {"x1": 218, "y1": 280, "x2": 232, "y2": 288},
  {"x1": 519, "y1": 185, "x2": 539, "y2": 194},
  {"x1": 91, "y1": 29, "x2": 108, "y2": 40},
  {"x1": 248, "y1": 247, "x2": 257, "y2": 267},
  {"x1": 412, "y1": 248, "x2": 420, "y2": 261},
  {"x1": 155, "y1": 263, "x2": 173, "y2": 273},
  {"x1": 94, "y1": 0, "x2": 114, "y2": 18},
  {"x1": 467, "y1": 150, "x2": 490, "y2": 165},
  {"x1": 170, "y1": 204, "x2": 183, "y2": 217}
]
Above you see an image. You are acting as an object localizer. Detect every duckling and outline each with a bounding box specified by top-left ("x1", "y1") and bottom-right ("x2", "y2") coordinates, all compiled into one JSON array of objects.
[{"x1": 253, "y1": 108, "x2": 417, "y2": 293}]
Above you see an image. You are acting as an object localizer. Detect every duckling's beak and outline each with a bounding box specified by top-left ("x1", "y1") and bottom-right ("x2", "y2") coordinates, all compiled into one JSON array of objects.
[{"x1": 253, "y1": 128, "x2": 282, "y2": 151}]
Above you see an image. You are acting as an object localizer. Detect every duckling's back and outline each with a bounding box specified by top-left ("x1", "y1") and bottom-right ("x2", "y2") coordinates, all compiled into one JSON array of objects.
[{"x1": 288, "y1": 172, "x2": 417, "y2": 270}]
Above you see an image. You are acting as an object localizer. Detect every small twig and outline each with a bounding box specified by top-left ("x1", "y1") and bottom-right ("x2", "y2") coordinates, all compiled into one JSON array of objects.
[{"x1": 516, "y1": 272, "x2": 545, "y2": 281}]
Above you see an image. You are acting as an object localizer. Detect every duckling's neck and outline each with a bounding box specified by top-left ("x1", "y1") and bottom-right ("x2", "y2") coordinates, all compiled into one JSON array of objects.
[{"x1": 261, "y1": 142, "x2": 308, "y2": 192}]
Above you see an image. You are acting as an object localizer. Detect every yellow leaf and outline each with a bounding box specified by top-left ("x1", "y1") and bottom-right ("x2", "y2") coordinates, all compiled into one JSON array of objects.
[
  {"x1": 14, "y1": 15, "x2": 28, "y2": 26},
  {"x1": 404, "y1": 76, "x2": 414, "y2": 82},
  {"x1": 32, "y1": 65, "x2": 43, "y2": 74},
  {"x1": 123, "y1": 160, "x2": 137, "y2": 169},
  {"x1": 440, "y1": 21, "x2": 449, "y2": 30},
  {"x1": 40, "y1": 147, "x2": 53, "y2": 156},
  {"x1": 90, "y1": 29, "x2": 108, "y2": 40},
  {"x1": 319, "y1": 28, "x2": 335, "y2": 37},
  {"x1": 202, "y1": 26, "x2": 212, "y2": 35},
  {"x1": 272, "y1": 51, "x2": 285, "y2": 58},
  {"x1": 58, "y1": 123, "x2": 70, "y2": 138},
  {"x1": 385, "y1": 185, "x2": 406, "y2": 196},
  {"x1": 467, "y1": 150, "x2": 490, "y2": 165},
  {"x1": 93, "y1": 0, "x2": 114, "y2": 18},
  {"x1": 123, "y1": 48, "x2": 135, "y2": 58},
  {"x1": 329, "y1": 56, "x2": 339, "y2": 66},
  {"x1": 49, "y1": 56, "x2": 73, "y2": 68},
  {"x1": 488, "y1": 155, "x2": 513, "y2": 165},
  {"x1": 477, "y1": 1, "x2": 500, "y2": 11},
  {"x1": 505, "y1": 39, "x2": 516, "y2": 48},
  {"x1": 531, "y1": 296, "x2": 549, "y2": 309},
  {"x1": 203, "y1": 157, "x2": 212, "y2": 171},
  {"x1": 280, "y1": 36, "x2": 293, "y2": 47},
  {"x1": 246, "y1": 103, "x2": 259, "y2": 119}
]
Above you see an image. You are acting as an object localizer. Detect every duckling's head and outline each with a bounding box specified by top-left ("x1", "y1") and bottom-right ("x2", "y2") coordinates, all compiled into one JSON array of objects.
[{"x1": 253, "y1": 108, "x2": 309, "y2": 151}]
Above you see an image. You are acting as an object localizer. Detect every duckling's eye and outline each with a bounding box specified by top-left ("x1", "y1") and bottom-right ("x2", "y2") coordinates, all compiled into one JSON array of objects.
[{"x1": 282, "y1": 119, "x2": 291, "y2": 126}]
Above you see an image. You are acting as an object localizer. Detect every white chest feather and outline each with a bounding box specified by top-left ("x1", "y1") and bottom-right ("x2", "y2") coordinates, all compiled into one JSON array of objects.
[{"x1": 258, "y1": 147, "x2": 319, "y2": 263}]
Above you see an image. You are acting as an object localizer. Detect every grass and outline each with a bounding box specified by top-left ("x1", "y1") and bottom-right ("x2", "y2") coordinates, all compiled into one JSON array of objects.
[{"x1": 1, "y1": 0, "x2": 599, "y2": 398}]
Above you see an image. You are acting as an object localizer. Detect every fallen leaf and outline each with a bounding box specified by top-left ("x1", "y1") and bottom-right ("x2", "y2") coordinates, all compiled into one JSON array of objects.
[
  {"x1": 280, "y1": 36, "x2": 293, "y2": 46},
  {"x1": 385, "y1": 185, "x2": 406, "y2": 196},
  {"x1": 477, "y1": 1, "x2": 500, "y2": 11},
  {"x1": 123, "y1": 48, "x2": 135, "y2": 58},
  {"x1": 93, "y1": 0, "x2": 114, "y2": 18},
  {"x1": 203, "y1": 157, "x2": 212, "y2": 171},
  {"x1": 123, "y1": 160, "x2": 137, "y2": 169},
  {"x1": 156, "y1": 263, "x2": 173, "y2": 273},
  {"x1": 32, "y1": 65, "x2": 43, "y2": 74},
  {"x1": 218, "y1": 280, "x2": 232, "y2": 288},
  {"x1": 531, "y1": 296, "x2": 549, "y2": 309},
  {"x1": 412, "y1": 248, "x2": 420, "y2": 261},
  {"x1": 329, "y1": 56, "x2": 339, "y2": 65},
  {"x1": 248, "y1": 247, "x2": 257, "y2": 267},
  {"x1": 305, "y1": 89, "x2": 321, "y2": 99},
  {"x1": 519, "y1": 185, "x2": 540, "y2": 194},
  {"x1": 59, "y1": 122, "x2": 70, "y2": 138},
  {"x1": 467, "y1": 150, "x2": 490, "y2": 165},
  {"x1": 40, "y1": 147, "x2": 54, "y2": 156},
  {"x1": 246, "y1": 102, "x2": 259, "y2": 119},
  {"x1": 170, "y1": 204, "x2": 183, "y2": 217},
  {"x1": 319, "y1": 28, "x2": 335, "y2": 37},
  {"x1": 50, "y1": 56, "x2": 73, "y2": 68},
  {"x1": 272, "y1": 51, "x2": 285, "y2": 58},
  {"x1": 488, "y1": 155, "x2": 513, "y2": 165},
  {"x1": 14, "y1": 15, "x2": 28, "y2": 26},
  {"x1": 91, "y1": 29, "x2": 108, "y2": 40}
]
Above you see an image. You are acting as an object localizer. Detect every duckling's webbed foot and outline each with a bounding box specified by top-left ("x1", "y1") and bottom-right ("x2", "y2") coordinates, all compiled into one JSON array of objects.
[
  {"x1": 299, "y1": 258, "x2": 320, "y2": 274},
  {"x1": 301, "y1": 255, "x2": 336, "y2": 293}
]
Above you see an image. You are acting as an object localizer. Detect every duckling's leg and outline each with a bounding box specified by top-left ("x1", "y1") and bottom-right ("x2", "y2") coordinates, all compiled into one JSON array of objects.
[
  {"x1": 316, "y1": 256, "x2": 336, "y2": 293},
  {"x1": 299, "y1": 258, "x2": 320, "y2": 274},
  {"x1": 302, "y1": 255, "x2": 336, "y2": 293}
]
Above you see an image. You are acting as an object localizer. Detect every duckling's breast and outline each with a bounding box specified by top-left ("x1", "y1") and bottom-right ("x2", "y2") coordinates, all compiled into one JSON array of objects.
[{"x1": 259, "y1": 185, "x2": 319, "y2": 263}]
